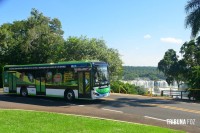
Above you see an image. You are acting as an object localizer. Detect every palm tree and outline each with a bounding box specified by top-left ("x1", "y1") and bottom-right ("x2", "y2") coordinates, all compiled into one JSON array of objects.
[{"x1": 185, "y1": 0, "x2": 200, "y2": 38}]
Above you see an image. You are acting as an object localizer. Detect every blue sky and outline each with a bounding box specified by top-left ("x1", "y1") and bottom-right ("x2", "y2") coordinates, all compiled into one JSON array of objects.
[{"x1": 0, "y1": 0, "x2": 191, "y2": 66}]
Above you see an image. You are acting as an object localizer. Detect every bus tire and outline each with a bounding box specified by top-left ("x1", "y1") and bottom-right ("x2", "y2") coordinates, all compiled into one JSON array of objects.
[
  {"x1": 64, "y1": 90, "x2": 75, "y2": 102},
  {"x1": 20, "y1": 87, "x2": 28, "y2": 97}
]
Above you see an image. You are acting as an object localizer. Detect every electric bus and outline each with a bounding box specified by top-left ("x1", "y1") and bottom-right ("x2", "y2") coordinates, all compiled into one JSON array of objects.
[{"x1": 3, "y1": 61, "x2": 110, "y2": 101}]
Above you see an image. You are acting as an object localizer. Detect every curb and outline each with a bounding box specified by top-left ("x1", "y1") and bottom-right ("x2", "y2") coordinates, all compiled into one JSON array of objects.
[{"x1": 111, "y1": 93, "x2": 173, "y2": 100}]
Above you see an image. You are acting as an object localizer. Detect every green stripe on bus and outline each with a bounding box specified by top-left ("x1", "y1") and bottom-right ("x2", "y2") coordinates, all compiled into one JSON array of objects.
[{"x1": 96, "y1": 87, "x2": 110, "y2": 94}]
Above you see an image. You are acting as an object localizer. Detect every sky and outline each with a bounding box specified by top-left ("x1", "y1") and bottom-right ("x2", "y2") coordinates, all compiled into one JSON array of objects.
[{"x1": 0, "y1": 0, "x2": 192, "y2": 66}]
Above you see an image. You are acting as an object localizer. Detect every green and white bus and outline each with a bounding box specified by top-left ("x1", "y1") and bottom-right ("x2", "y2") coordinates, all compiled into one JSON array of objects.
[{"x1": 3, "y1": 61, "x2": 110, "y2": 101}]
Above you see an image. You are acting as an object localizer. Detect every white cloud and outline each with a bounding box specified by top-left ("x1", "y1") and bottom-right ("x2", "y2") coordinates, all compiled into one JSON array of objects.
[
  {"x1": 144, "y1": 34, "x2": 151, "y2": 39},
  {"x1": 160, "y1": 37, "x2": 183, "y2": 44}
]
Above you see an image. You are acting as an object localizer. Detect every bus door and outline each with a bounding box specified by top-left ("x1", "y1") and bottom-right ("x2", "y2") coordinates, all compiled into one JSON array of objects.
[
  {"x1": 8, "y1": 72, "x2": 17, "y2": 93},
  {"x1": 35, "y1": 71, "x2": 46, "y2": 95},
  {"x1": 78, "y1": 71, "x2": 91, "y2": 98}
]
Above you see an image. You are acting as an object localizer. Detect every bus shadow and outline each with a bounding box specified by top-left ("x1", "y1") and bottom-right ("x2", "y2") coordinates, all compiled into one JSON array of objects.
[
  {"x1": 0, "y1": 94, "x2": 104, "y2": 107},
  {"x1": 1, "y1": 94, "x2": 191, "y2": 109}
]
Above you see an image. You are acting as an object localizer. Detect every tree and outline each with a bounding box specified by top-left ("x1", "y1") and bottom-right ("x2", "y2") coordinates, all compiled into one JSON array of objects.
[
  {"x1": 157, "y1": 0, "x2": 200, "y2": 99},
  {"x1": 189, "y1": 66, "x2": 200, "y2": 88},
  {"x1": 0, "y1": 8, "x2": 65, "y2": 65},
  {"x1": 188, "y1": 66, "x2": 200, "y2": 100},
  {"x1": 180, "y1": 39, "x2": 200, "y2": 67},
  {"x1": 60, "y1": 36, "x2": 123, "y2": 78},
  {"x1": 185, "y1": 0, "x2": 200, "y2": 37},
  {"x1": 159, "y1": 37, "x2": 200, "y2": 99},
  {"x1": 158, "y1": 49, "x2": 183, "y2": 88},
  {"x1": 0, "y1": 9, "x2": 65, "y2": 87},
  {"x1": 180, "y1": 37, "x2": 200, "y2": 99},
  {"x1": 0, "y1": 8, "x2": 123, "y2": 87}
]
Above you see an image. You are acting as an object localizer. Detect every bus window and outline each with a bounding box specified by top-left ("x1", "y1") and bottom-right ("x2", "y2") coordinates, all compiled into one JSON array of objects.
[
  {"x1": 53, "y1": 73, "x2": 62, "y2": 84},
  {"x1": 46, "y1": 72, "x2": 53, "y2": 83},
  {"x1": 94, "y1": 65, "x2": 109, "y2": 86},
  {"x1": 27, "y1": 73, "x2": 34, "y2": 83},
  {"x1": 63, "y1": 69, "x2": 78, "y2": 86}
]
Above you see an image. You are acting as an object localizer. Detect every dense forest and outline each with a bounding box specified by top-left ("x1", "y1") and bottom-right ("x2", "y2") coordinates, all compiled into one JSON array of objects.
[{"x1": 123, "y1": 66, "x2": 165, "y2": 80}]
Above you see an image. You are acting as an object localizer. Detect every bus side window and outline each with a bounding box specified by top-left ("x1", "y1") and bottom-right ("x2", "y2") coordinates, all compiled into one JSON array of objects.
[
  {"x1": 27, "y1": 73, "x2": 34, "y2": 83},
  {"x1": 25, "y1": 70, "x2": 35, "y2": 83},
  {"x1": 46, "y1": 71, "x2": 53, "y2": 83},
  {"x1": 53, "y1": 69, "x2": 62, "y2": 84},
  {"x1": 3, "y1": 72, "x2": 8, "y2": 84},
  {"x1": 19, "y1": 72, "x2": 25, "y2": 81}
]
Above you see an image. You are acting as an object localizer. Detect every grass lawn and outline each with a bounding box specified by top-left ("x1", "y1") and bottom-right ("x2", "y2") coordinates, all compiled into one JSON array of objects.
[{"x1": 0, "y1": 110, "x2": 184, "y2": 133}]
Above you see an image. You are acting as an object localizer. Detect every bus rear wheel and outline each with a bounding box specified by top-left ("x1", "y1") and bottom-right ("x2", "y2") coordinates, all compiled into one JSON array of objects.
[
  {"x1": 20, "y1": 88, "x2": 28, "y2": 97},
  {"x1": 65, "y1": 90, "x2": 75, "y2": 102}
]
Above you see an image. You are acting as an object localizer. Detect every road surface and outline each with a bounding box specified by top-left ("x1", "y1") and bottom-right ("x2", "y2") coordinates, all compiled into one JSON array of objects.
[{"x1": 0, "y1": 92, "x2": 199, "y2": 133}]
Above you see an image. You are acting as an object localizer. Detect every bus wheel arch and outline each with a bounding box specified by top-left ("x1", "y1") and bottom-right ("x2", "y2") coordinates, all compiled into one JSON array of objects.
[
  {"x1": 64, "y1": 89, "x2": 75, "y2": 102},
  {"x1": 20, "y1": 87, "x2": 28, "y2": 97}
]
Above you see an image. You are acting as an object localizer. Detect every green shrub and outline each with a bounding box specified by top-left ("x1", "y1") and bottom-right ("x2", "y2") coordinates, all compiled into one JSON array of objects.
[
  {"x1": 110, "y1": 81, "x2": 138, "y2": 94},
  {"x1": 136, "y1": 87, "x2": 147, "y2": 95}
]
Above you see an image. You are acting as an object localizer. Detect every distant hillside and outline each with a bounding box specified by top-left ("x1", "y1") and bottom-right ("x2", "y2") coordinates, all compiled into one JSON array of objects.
[{"x1": 123, "y1": 66, "x2": 165, "y2": 80}]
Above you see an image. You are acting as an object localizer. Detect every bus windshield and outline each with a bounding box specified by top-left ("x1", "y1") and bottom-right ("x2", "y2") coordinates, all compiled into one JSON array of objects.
[{"x1": 94, "y1": 65, "x2": 109, "y2": 86}]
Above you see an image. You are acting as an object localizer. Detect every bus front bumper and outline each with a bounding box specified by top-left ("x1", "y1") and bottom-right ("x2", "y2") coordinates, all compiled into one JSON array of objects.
[{"x1": 92, "y1": 91, "x2": 110, "y2": 99}]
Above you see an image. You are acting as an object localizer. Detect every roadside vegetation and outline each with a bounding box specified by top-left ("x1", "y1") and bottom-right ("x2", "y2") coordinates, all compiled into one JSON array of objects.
[
  {"x1": 157, "y1": 0, "x2": 200, "y2": 100},
  {"x1": 0, "y1": 110, "x2": 184, "y2": 133},
  {"x1": 0, "y1": 8, "x2": 122, "y2": 88},
  {"x1": 110, "y1": 81, "x2": 147, "y2": 95}
]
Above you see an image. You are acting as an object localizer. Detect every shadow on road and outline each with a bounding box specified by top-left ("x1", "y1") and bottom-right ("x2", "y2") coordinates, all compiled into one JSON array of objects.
[
  {"x1": 172, "y1": 98, "x2": 200, "y2": 104},
  {"x1": 0, "y1": 93, "x2": 198, "y2": 108},
  {"x1": 96, "y1": 97, "x2": 179, "y2": 108},
  {"x1": 97, "y1": 96, "x2": 199, "y2": 109},
  {"x1": 0, "y1": 94, "x2": 104, "y2": 107}
]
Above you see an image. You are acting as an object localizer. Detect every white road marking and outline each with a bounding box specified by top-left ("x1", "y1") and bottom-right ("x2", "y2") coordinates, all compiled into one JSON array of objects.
[
  {"x1": 102, "y1": 108, "x2": 123, "y2": 113},
  {"x1": 191, "y1": 103, "x2": 199, "y2": 105},
  {"x1": 144, "y1": 116, "x2": 166, "y2": 122},
  {"x1": 69, "y1": 104, "x2": 76, "y2": 106},
  {"x1": 78, "y1": 105, "x2": 85, "y2": 107}
]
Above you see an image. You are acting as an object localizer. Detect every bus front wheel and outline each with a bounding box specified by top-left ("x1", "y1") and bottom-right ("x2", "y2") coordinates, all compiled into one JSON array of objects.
[
  {"x1": 65, "y1": 90, "x2": 75, "y2": 102},
  {"x1": 20, "y1": 88, "x2": 28, "y2": 97}
]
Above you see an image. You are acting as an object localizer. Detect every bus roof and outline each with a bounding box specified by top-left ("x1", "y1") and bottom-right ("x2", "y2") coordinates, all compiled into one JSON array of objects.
[{"x1": 4, "y1": 60, "x2": 107, "y2": 69}]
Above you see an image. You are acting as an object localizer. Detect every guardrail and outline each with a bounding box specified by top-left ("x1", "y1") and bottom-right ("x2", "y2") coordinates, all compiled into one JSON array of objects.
[{"x1": 161, "y1": 90, "x2": 189, "y2": 100}]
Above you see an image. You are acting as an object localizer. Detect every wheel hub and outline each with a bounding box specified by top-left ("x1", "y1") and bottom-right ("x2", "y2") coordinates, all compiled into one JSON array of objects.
[{"x1": 67, "y1": 93, "x2": 72, "y2": 99}]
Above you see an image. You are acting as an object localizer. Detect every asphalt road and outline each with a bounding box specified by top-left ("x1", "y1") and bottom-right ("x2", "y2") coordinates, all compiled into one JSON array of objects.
[{"x1": 0, "y1": 92, "x2": 199, "y2": 133}]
